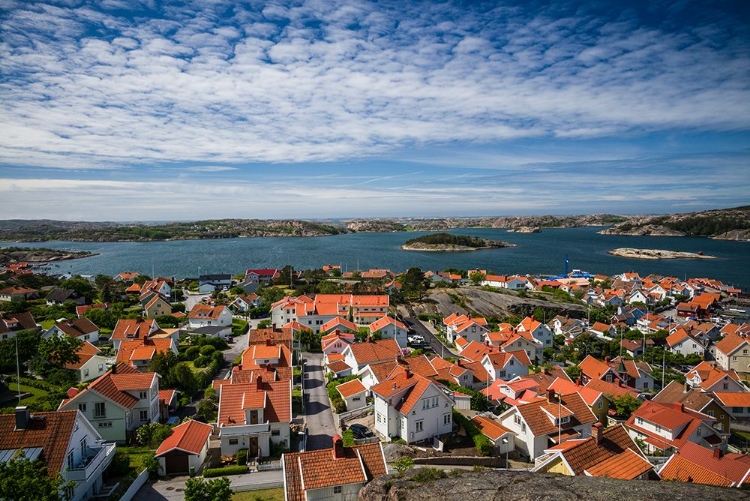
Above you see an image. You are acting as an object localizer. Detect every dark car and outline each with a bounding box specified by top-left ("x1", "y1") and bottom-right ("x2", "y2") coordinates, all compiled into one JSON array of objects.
[{"x1": 348, "y1": 423, "x2": 374, "y2": 439}]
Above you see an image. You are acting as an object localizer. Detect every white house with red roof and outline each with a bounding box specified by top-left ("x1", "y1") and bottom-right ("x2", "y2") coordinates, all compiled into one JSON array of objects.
[
  {"x1": 116, "y1": 338, "x2": 178, "y2": 369},
  {"x1": 155, "y1": 419, "x2": 213, "y2": 476},
  {"x1": 44, "y1": 317, "x2": 100, "y2": 344},
  {"x1": 666, "y1": 327, "x2": 706, "y2": 357},
  {"x1": 368, "y1": 315, "x2": 408, "y2": 348},
  {"x1": 579, "y1": 355, "x2": 626, "y2": 386},
  {"x1": 188, "y1": 304, "x2": 232, "y2": 330},
  {"x1": 625, "y1": 400, "x2": 724, "y2": 455},
  {"x1": 481, "y1": 350, "x2": 530, "y2": 382},
  {"x1": 65, "y1": 341, "x2": 113, "y2": 382},
  {"x1": 371, "y1": 366, "x2": 453, "y2": 444},
  {"x1": 517, "y1": 316, "x2": 554, "y2": 348},
  {"x1": 110, "y1": 318, "x2": 160, "y2": 350},
  {"x1": 342, "y1": 338, "x2": 401, "y2": 373},
  {"x1": 59, "y1": 363, "x2": 160, "y2": 444},
  {"x1": 686, "y1": 361, "x2": 746, "y2": 392},
  {"x1": 216, "y1": 376, "x2": 292, "y2": 457},
  {"x1": 322, "y1": 330, "x2": 356, "y2": 362},
  {"x1": 713, "y1": 392, "x2": 750, "y2": 421},
  {"x1": 320, "y1": 316, "x2": 358, "y2": 334},
  {"x1": 443, "y1": 313, "x2": 489, "y2": 344},
  {"x1": 336, "y1": 379, "x2": 368, "y2": 412},
  {"x1": 714, "y1": 333, "x2": 750, "y2": 373}
]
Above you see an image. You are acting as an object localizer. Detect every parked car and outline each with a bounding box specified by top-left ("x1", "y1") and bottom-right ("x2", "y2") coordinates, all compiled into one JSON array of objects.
[{"x1": 348, "y1": 423, "x2": 374, "y2": 439}]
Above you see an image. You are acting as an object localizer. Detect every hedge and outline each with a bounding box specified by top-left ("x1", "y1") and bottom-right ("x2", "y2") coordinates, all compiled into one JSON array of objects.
[
  {"x1": 203, "y1": 465, "x2": 248, "y2": 477},
  {"x1": 452, "y1": 411, "x2": 493, "y2": 456}
]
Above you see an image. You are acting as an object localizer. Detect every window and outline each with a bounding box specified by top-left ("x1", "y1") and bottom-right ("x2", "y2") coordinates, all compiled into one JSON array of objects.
[
  {"x1": 723, "y1": 383, "x2": 729, "y2": 390},
  {"x1": 416, "y1": 420, "x2": 423, "y2": 433},
  {"x1": 83, "y1": 369, "x2": 89, "y2": 377},
  {"x1": 597, "y1": 400, "x2": 603, "y2": 409},
  {"x1": 272, "y1": 429, "x2": 281, "y2": 436},
  {"x1": 67, "y1": 450, "x2": 74, "y2": 470},
  {"x1": 353, "y1": 396, "x2": 361, "y2": 401},
  {"x1": 514, "y1": 415, "x2": 522, "y2": 426},
  {"x1": 643, "y1": 382, "x2": 649, "y2": 389},
  {"x1": 423, "y1": 399, "x2": 429, "y2": 410},
  {"x1": 636, "y1": 417, "x2": 644, "y2": 426},
  {"x1": 139, "y1": 391, "x2": 148, "y2": 399},
  {"x1": 443, "y1": 414, "x2": 451, "y2": 425},
  {"x1": 94, "y1": 402, "x2": 106, "y2": 418},
  {"x1": 744, "y1": 349, "x2": 749, "y2": 355},
  {"x1": 229, "y1": 438, "x2": 239, "y2": 445},
  {"x1": 78, "y1": 403, "x2": 87, "y2": 413},
  {"x1": 333, "y1": 486, "x2": 342, "y2": 494},
  {"x1": 97, "y1": 422, "x2": 112, "y2": 428},
  {"x1": 733, "y1": 357, "x2": 738, "y2": 362},
  {"x1": 733, "y1": 407, "x2": 743, "y2": 413},
  {"x1": 432, "y1": 396, "x2": 439, "y2": 408}
]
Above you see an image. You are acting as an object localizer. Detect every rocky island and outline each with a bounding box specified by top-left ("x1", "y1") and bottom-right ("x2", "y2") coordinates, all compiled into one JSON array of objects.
[
  {"x1": 0, "y1": 246, "x2": 96, "y2": 265},
  {"x1": 600, "y1": 205, "x2": 750, "y2": 239},
  {"x1": 608, "y1": 248, "x2": 716, "y2": 260},
  {"x1": 507, "y1": 226, "x2": 541, "y2": 233},
  {"x1": 402, "y1": 233, "x2": 515, "y2": 252}
]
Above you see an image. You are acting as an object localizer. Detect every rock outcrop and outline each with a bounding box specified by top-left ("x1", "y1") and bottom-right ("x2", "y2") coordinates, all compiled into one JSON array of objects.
[{"x1": 359, "y1": 469, "x2": 750, "y2": 501}]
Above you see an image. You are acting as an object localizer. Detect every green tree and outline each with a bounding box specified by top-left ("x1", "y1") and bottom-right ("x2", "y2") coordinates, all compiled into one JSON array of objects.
[
  {"x1": 37, "y1": 334, "x2": 83, "y2": 372},
  {"x1": 155, "y1": 314, "x2": 180, "y2": 328},
  {"x1": 393, "y1": 457, "x2": 414, "y2": 475},
  {"x1": 136, "y1": 422, "x2": 174, "y2": 448},
  {"x1": 184, "y1": 476, "x2": 232, "y2": 501},
  {"x1": 169, "y1": 363, "x2": 199, "y2": 397},
  {"x1": 84, "y1": 307, "x2": 117, "y2": 330},
  {"x1": 612, "y1": 393, "x2": 642, "y2": 419},
  {"x1": 0, "y1": 456, "x2": 72, "y2": 501},
  {"x1": 468, "y1": 271, "x2": 486, "y2": 286},
  {"x1": 400, "y1": 267, "x2": 429, "y2": 300},
  {"x1": 60, "y1": 277, "x2": 94, "y2": 298},
  {"x1": 148, "y1": 350, "x2": 179, "y2": 379},
  {"x1": 0, "y1": 330, "x2": 41, "y2": 373}
]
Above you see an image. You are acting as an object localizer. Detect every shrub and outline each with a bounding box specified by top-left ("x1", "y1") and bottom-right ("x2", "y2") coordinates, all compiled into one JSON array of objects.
[
  {"x1": 203, "y1": 466, "x2": 248, "y2": 477},
  {"x1": 193, "y1": 355, "x2": 210, "y2": 368},
  {"x1": 413, "y1": 467, "x2": 446, "y2": 483},
  {"x1": 137, "y1": 422, "x2": 174, "y2": 448},
  {"x1": 393, "y1": 457, "x2": 414, "y2": 475},
  {"x1": 199, "y1": 345, "x2": 216, "y2": 356},
  {"x1": 342, "y1": 429, "x2": 355, "y2": 447},
  {"x1": 236, "y1": 449, "x2": 248, "y2": 466},
  {"x1": 185, "y1": 346, "x2": 200, "y2": 360}
]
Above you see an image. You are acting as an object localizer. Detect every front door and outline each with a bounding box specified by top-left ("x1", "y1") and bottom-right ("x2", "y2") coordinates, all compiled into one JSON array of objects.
[
  {"x1": 249, "y1": 410, "x2": 259, "y2": 424},
  {"x1": 248, "y1": 436, "x2": 258, "y2": 457}
]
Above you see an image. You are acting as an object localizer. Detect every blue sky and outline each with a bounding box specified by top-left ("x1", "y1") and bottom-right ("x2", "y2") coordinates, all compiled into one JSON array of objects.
[{"x1": 1, "y1": 0, "x2": 749, "y2": 221}]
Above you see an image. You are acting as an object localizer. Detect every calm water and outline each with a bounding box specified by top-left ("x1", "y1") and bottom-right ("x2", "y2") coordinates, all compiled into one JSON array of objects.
[{"x1": 11, "y1": 227, "x2": 750, "y2": 290}]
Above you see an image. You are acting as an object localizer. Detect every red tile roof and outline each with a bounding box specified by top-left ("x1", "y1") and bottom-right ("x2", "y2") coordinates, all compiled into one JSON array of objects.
[
  {"x1": 116, "y1": 338, "x2": 174, "y2": 365},
  {"x1": 61, "y1": 363, "x2": 155, "y2": 411},
  {"x1": 516, "y1": 393, "x2": 596, "y2": 439},
  {"x1": 218, "y1": 379, "x2": 291, "y2": 427},
  {"x1": 188, "y1": 304, "x2": 227, "y2": 320},
  {"x1": 715, "y1": 333, "x2": 749, "y2": 356},
  {"x1": 155, "y1": 419, "x2": 212, "y2": 456},
  {"x1": 369, "y1": 316, "x2": 407, "y2": 333},
  {"x1": 347, "y1": 339, "x2": 401, "y2": 366},
  {"x1": 371, "y1": 370, "x2": 434, "y2": 415},
  {"x1": 111, "y1": 318, "x2": 157, "y2": 341},
  {"x1": 584, "y1": 447, "x2": 653, "y2": 479},
  {"x1": 336, "y1": 379, "x2": 367, "y2": 398},
  {"x1": 470, "y1": 415, "x2": 513, "y2": 441},
  {"x1": 659, "y1": 442, "x2": 750, "y2": 487},
  {"x1": 65, "y1": 341, "x2": 102, "y2": 370}
]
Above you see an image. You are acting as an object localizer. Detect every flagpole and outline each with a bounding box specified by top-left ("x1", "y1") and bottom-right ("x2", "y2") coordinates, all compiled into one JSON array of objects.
[{"x1": 16, "y1": 334, "x2": 21, "y2": 402}]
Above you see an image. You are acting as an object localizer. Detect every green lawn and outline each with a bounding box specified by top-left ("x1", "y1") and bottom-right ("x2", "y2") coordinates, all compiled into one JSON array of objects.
[
  {"x1": 733, "y1": 430, "x2": 750, "y2": 442},
  {"x1": 0, "y1": 383, "x2": 50, "y2": 413},
  {"x1": 39, "y1": 319, "x2": 55, "y2": 330},
  {"x1": 182, "y1": 361, "x2": 209, "y2": 377},
  {"x1": 116, "y1": 445, "x2": 154, "y2": 470},
  {"x1": 232, "y1": 488, "x2": 284, "y2": 501}
]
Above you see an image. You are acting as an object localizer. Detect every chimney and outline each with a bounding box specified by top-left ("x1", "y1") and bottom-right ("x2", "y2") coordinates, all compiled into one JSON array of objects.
[
  {"x1": 266, "y1": 339, "x2": 273, "y2": 346},
  {"x1": 673, "y1": 402, "x2": 684, "y2": 412},
  {"x1": 404, "y1": 366, "x2": 412, "y2": 378},
  {"x1": 543, "y1": 367, "x2": 549, "y2": 375},
  {"x1": 111, "y1": 363, "x2": 117, "y2": 374},
  {"x1": 256, "y1": 375, "x2": 263, "y2": 390},
  {"x1": 547, "y1": 388, "x2": 555, "y2": 403},
  {"x1": 604, "y1": 356, "x2": 610, "y2": 363},
  {"x1": 392, "y1": 382, "x2": 397, "y2": 390},
  {"x1": 332, "y1": 434, "x2": 345, "y2": 459},
  {"x1": 713, "y1": 447, "x2": 722, "y2": 459},
  {"x1": 14, "y1": 406, "x2": 30, "y2": 430},
  {"x1": 593, "y1": 422, "x2": 604, "y2": 445}
]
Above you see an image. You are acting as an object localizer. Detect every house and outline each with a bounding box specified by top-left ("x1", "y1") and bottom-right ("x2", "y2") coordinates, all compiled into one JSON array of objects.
[
  {"x1": 625, "y1": 400, "x2": 724, "y2": 455},
  {"x1": 336, "y1": 379, "x2": 368, "y2": 412},
  {"x1": 429, "y1": 356, "x2": 474, "y2": 390},
  {"x1": 342, "y1": 339, "x2": 401, "y2": 373},
  {"x1": 620, "y1": 339, "x2": 644, "y2": 358},
  {"x1": 322, "y1": 330, "x2": 356, "y2": 361},
  {"x1": 114, "y1": 272, "x2": 139, "y2": 285},
  {"x1": 270, "y1": 294, "x2": 388, "y2": 332},
  {"x1": 0, "y1": 407, "x2": 116, "y2": 501},
  {"x1": 608, "y1": 357, "x2": 655, "y2": 392},
  {"x1": 579, "y1": 356, "x2": 625, "y2": 385},
  {"x1": 0, "y1": 311, "x2": 39, "y2": 341},
  {"x1": 110, "y1": 318, "x2": 161, "y2": 350},
  {"x1": 244, "y1": 268, "x2": 278, "y2": 284},
  {"x1": 469, "y1": 414, "x2": 515, "y2": 454},
  {"x1": 481, "y1": 350, "x2": 530, "y2": 381},
  {"x1": 548, "y1": 316, "x2": 586, "y2": 340},
  {"x1": 240, "y1": 342, "x2": 293, "y2": 379},
  {"x1": 371, "y1": 367, "x2": 454, "y2": 444},
  {"x1": 368, "y1": 316, "x2": 408, "y2": 348},
  {"x1": 142, "y1": 293, "x2": 172, "y2": 319},
  {"x1": 666, "y1": 328, "x2": 706, "y2": 357},
  {"x1": 547, "y1": 378, "x2": 609, "y2": 424},
  {"x1": 140, "y1": 279, "x2": 172, "y2": 299},
  {"x1": 229, "y1": 294, "x2": 262, "y2": 313},
  {"x1": 713, "y1": 392, "x2": 750, "y2": 421},
  {"x1": 248, "y1": 327, "x2": 294, "y2": 352},
  {"x1": 589, "y1": 322, "x2": 616, "y2": 339},
  {"x1": 216, "y1": 376, "x2": 292, "y2": 457},
  {"x1": 0, "y1": 285, "x2": 38, "y2": 302},
  {"x1": 491, "y1": 331, "x2": 541, "y2": 364},
  {"x1": 497, "y1": 390, "x2": 597, "y2": 460},
  {"x1": 59, "y1": 363, "x2": 160, "y2": 444},
  {"x1": 653, "y1": 380, "x2": 731, "y2": 434},
  {"x1": 533, "y1": 423, "x2": 654, "y2": 480},
  {"x1": 444, "y1": 314, "x2": 489, "y2": 344},
  {"x1": 714, "y1": 333, "x2": 750, "y2": 373},
  {"x1": 44, "y1": 318, "x2": 100, "y2": 344},
  {"x1": 116, "y1": 338, "x2": 178, "y2": 369},
  {"x1": 658, "y1": 441, "x2": 750, "y2": 487},
  {"x1": 154, "y1": 420, "x2": 213, "y2": 476},
  {"x1": 65, "y1": 341, "x2": 112, "y2": 383},
  {"x1": 76, "y1": 303, "x2": 110, "y2": 318},
  {"x1": 350, "y1": 295, "x2": 389, "y2": 325},
  {"x1": 517, "y1": 316, "x2": 554, "y2": 348},
  {"x1": 46, "y1": 288, "x2": 86, "y2": 306},
  {"x1": 320, "y1": 317, "x2": 358, "y2": 334},
  {"x1": 198, "y1": 274, "x2": 232, "y2": 292},
  {"x1": 187, "y1": 304, "x2": 232, "y2": 337},
  {"x1": 686, "y1": 362, "x2": 746, "y2": 393},
  {"x1": 282, "y1": 435, "x2": 387, "y2": 501}
]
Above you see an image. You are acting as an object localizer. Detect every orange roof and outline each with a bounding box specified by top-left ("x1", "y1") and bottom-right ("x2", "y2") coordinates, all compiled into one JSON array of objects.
[
  {"x1": 579, "y1": 355, "x2": 621, "y2": 382},
  {"x1": 111, "y1": 318, "x2": 157, "y2": 341},
  {"x1": 65, "y1": 341, "x2": 102, "y2": 370},
  {"x1": 470, "y1": 415, "x2": 513, "y2": 441},
  {"x1": 218, "y1": 379, "x2": 291, "y2": 426},
  {"x1": 350, "y1": 295, "x2": 389, "y2": 307},
  {"x1": 336, "y1": 379, "x2": 367, "y2": 398},
  {"x1": 515, "y1": 393, "x2": 596, "y2": 438},
  {"x1": 459, "y1": 340, "x2": 492, "y2": 362},
  {"x1": 400, "y1": 354, "x2": 438, "y2": 378},
  {"x1": 548, "y1": 378, "x2": 602, "y2": 407},
  {"x1": 327, "y1": 360, "x2": 353, "y2": 374},
  {"x1": 369, "y1": 316, "x2": 407, "y2": 333},
  {"x1": 283, "y1": 441, "x2": 386, "y2": 501},
  {"x1": 126, "y1": 283, "x2": 141, "y2": 293},
  {"x1": 371, "y1": 370, "x2": 434, "y2": 415},
  {"x1": 0, "y1": 410, "x2": 78, "y2": 477},
  {"x1": 188, "y1": 304, "x2": 227, "y2": 320},
  {"x1": 713, "y1": 392, "x2": 750, "y2": 407},
  {"x1": 116, "y1": 339, "x2": 174, "y2": 365},
  {"x1": 584, "y1": 447, "x2": 653, "y2": 479},
  {"x1": 320, "y1": 317, "x2": 358, "y2": 333},
  {"x1": 62, "y1": 363, "x2": 155, "y2": 410},
  {"x1": 659, "y1": 441, "x2": 750, "y2": 487},
  {"x1": 626, "y1": 400, "x2": 712, "y2": 450},
  {"x1": 155, "y1": 420, "x2": 212, "y2": 456},
  {"x1": 347, "y1": 339, "x2": 401, "y2": 365},
  {"x1": 715, "y1": 333, "x2": 749, "y2": 356},
  {"x1": 159, "y1": 389, "x2": 177, "y2": 405}
]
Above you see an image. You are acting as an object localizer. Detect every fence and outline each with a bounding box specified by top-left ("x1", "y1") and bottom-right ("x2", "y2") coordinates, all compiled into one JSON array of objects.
[
  {"x1": 117, "y1": 469, "x2": 149, "y2": 501},
  {"x1": 338, "y1": 404, "x2": 373, "y2": 423},
  {"x1": 232, "y1": 480, "x2": 284, "y2": 492}
]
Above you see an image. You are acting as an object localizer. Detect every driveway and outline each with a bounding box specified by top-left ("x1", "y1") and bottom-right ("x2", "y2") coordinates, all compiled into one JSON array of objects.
[
  {"x1": 302, "y1": 352, "x2": 336, "y2": 451},
  {"x1": 403, "y1": 317, "x2": 456, "y2": 358}
]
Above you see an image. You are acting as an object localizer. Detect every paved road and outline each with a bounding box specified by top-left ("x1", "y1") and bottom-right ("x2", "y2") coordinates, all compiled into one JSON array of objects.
[
  {"x1": 403, "y1": 317, "x2": 456, "y2": 358},
  {"x1": 302, "y1": 352, "x2": 336, "y2": 451}
]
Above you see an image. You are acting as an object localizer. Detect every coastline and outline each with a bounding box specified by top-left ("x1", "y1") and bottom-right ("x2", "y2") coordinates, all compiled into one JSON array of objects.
[{"x1": 607, "y1": 248, "x2": 716, "y2": 260}]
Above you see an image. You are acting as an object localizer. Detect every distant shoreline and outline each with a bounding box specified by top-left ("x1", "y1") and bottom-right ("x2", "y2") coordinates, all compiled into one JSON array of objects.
[{"x1": 607, "y1": 248, "x2": 716, "y2": 260}]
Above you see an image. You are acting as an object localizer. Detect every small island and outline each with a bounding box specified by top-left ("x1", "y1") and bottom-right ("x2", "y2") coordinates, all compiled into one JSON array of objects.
[
  {"x1": 607, "y1": 248, "x2": 716, "y2": 260},
  {"x1": 402, "y1": 233, "x2": 515, "y2": 252},
  {"x1": 507, "y1": 226, "x2": 541, "y2": 233},
  {"x1": 0, "y1": 246, "x2": 96, "y2": 266}
]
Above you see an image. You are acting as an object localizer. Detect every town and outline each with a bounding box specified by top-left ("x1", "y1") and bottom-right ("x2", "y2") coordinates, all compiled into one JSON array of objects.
[{"x1": 0, "y1": 260, "x2": 749, "y2": 501}]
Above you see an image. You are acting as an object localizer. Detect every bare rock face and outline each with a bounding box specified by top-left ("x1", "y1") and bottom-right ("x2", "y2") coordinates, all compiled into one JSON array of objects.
[{"x1": 359, "y1": 470, "x2": 750, "y2": 501}]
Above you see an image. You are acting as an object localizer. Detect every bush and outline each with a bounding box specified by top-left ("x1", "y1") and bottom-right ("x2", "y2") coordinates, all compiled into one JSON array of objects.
[
  {"x1": 199, "y1": 345, "x2": 216, "y2": 356},
  {"x1": 203, "y1": 466, "x2": 248, "y2": 477},
  {"x1": 413, "y1": 467, "x2": 446, "y2": 483},
  {"x1": 193, "y1": 355, "x2": 210, "y2": 368},
  {"x1": 236, "y1": 449, "x2": 248, "y2": 466},
  {"x1": 185, "y1": 346, "x2": 200, "y2": 361},
  {"x1": 137, "y1": 422, "x2": 174, "y2": 448},
  {"x1": 342, "y1": 429, "x2": 355, "y2": 447},
  {"x1": 393, "y1": 457, "x2": 414, "y2": 475},
  {"x1": 453, "y1": 411, "x2": 492, "y2": 456}
]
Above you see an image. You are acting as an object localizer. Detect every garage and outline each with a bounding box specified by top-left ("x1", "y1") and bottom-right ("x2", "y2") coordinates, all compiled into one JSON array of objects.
[{"x1": 163, "y1": 450, "x2": 190, "y2": 475}]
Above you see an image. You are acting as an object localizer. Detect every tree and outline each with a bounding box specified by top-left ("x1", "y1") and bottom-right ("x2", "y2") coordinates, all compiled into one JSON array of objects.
[
  {"x1": 37, "y1": 334, "x2": 83, "y2": 372},
  {"x1": 60, "y1": 277, "x2": 94, "y2": 298},
  {"x1": 136, "y1": 422, "x2": 173, "y2": 448},
  {"x1": 84, "y1": 308, "x2": 117, "y2": 330},
  {"x1": 184, "y1": 476, "x2": 232, "y2": 501},
  {"x1": 612, "y1": 393, "x2": 642, "y2": 419},
  {"x1": 0, "y1": 330, "x2": 41, "y2": 373},
  {"x1": 169, "y1": 363, "x2": 199, "y2": 397},
  {"x1": 468, "y1": 271, "x2": 486, "y2": 286},
  {"x1": 0, "y1": 456, "x2": 72, "y2": 501},
  {"x1": 155, "y1": 314, "x2": 180, "y2": 328},
  {"x1": 148, "y1": 350, "x2": 179, "y2": 378},
  {"x1": 400, "y1": 267, "x2": 429, "y2": 300}
]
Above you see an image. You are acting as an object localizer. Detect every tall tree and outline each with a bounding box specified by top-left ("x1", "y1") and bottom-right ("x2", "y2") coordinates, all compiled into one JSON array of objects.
[
  {"x1": 37, "y1": 334, "x2": 83, "y2": 372},
  {"x1": 400, "y1": 267, "x2": 429, "y2": 300},
  {"x1": 0, "y1": 457, "x2": 72, "y2": 501}
]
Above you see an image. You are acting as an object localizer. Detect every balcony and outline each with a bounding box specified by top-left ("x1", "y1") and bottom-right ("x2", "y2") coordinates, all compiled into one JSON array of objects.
[{"x1": 65, "y1": 443, "x2": 116, "y2": 483}]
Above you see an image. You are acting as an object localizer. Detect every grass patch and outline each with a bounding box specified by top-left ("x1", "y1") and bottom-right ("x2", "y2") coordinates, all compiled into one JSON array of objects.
[
  {"x1": 116, "y1": 445, "x2": 154, "y2": 471},
  {"x1": 182, "y1": 361, "x2": 209, "y2": 377},
  {"x1": 232, "y1": 488, "x2": 285, "y2": 501},
  {"x1": 0, "y1": 384, "x2": 49, "y2": 413},
  {"x1": 413, "y1": 467, "x2": 447, "y2": 483},
  {"x1": 733, "y1": 430, "x2": 750, "y2": 441},
  {"x1": 39, "y1": 319, "x2": 55, "y2": 330}
]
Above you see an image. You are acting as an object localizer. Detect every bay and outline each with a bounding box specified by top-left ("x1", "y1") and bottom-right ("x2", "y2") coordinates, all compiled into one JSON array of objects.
[{"x1": 11, "y1": 227, "x2": 750, "y2": 290}]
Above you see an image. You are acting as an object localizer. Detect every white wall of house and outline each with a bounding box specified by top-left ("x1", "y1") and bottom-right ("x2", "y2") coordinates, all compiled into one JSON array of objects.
[
  {"x1": 373, "y1": 324, "x2": 408, "y2": 348},
  {"x1": 343, "y1": 392, "x2": 367, "y2": 412},
  {"x1": 62, "y1": 412, "x2": 115, "y2": 501},
  {"x1": 220, "y1": 427, "x2": 271, "y2": 457},
  {"x1": 75, "y1": 355, "x2": 111, "y2": 383},
  {"x1": 670, "y1": 338, "x2": 705, "y2": 357},
  {"x1": 306, "y1": 482, "x2": 364, "y2": 501}
]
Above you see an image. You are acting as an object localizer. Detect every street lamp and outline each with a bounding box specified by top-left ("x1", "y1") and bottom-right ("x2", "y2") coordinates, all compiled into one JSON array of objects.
[{"x1": 502, "y1": 437, "x2": 509, "y2": 469}]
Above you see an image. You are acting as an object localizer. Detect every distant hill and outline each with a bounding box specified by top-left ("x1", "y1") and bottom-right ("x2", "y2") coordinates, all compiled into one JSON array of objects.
[{"x1": 599, "y1": 206, "x2": 750, "y2": 240}]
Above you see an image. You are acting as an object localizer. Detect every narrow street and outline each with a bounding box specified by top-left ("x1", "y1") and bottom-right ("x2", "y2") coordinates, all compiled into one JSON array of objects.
[{"x1": 302, "y1": 352, "x2": 336, "y2": 451}]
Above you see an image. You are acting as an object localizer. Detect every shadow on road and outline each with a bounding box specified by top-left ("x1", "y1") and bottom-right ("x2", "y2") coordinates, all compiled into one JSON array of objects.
[
  {"x1": 306, "y1": 433, "x2": 334, "y2": 451},
  {"x1": 304, "y1": 400, "x2": 331, "y2": 416}
]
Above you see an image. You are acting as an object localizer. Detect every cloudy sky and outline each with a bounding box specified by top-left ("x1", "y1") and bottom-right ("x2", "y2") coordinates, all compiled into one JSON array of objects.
[{"x1": 1, "y1": 0, "x2": 749, "y2": 221}]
